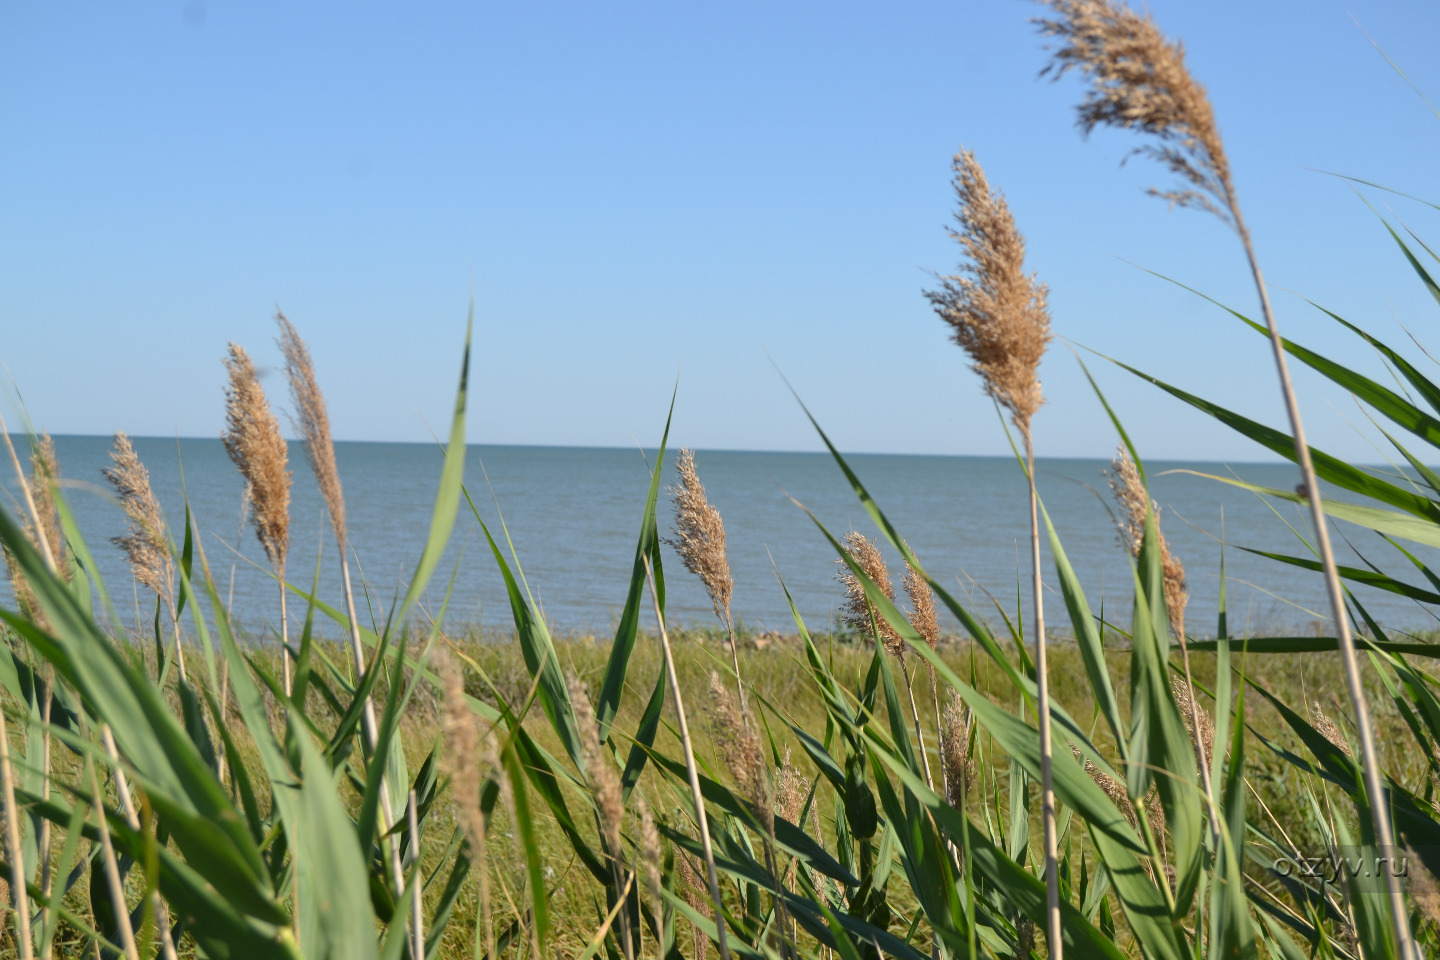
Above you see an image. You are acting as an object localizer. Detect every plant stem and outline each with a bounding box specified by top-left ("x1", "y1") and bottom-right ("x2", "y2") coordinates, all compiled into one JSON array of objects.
[
  {"x1": 1022, "y1": 428, "x2": 1061, "y2": 960},
  {"x1": 1233, "y1": 212, "x2": 1414, "y2": 960},
  {"x1": 279, "y1": 573, "x2": 292, "y2": 698},
  {"x1": 87, "y1": 751, "x2": 138, "y2": 960},
  {"x1": 0, "y1": 702, "x2": 33, "y2": 960},
  {"x1": 643, "y1": 555, "x2": 732, "y2": 960},
  {"x1": 101, "y1": 727, "x2": 177, "y2": 960},
  {"x1": 408, "y1": 790, "x2": 425, "y2": 960}
]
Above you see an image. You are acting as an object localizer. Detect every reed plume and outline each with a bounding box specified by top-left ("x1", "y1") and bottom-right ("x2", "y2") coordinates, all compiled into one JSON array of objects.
[
  {"x1": 1037, "y1": 3, "x2": 1412, "y2": 952},
  {"x1": 1407, "y1": 847, "x2": 1440, "y2": 928},
  {"x1": 941, "y1": 695, "x2": 976, "y2": 810},
  {"x1": 836, "y1": 532, "x2": 901, "y2": 653},
  {"x1": 668, "y1": 449, "x2": 745, "y2": 702},
  {"x1": 104, "y1": 433, "x2": 186, "y2": 680},
  {"x1": 904, "y1": 556, "x2": 950, "y2": 801},
  {"x1": 1108, "y1": 447, "x2": 1187, "y2": 637},
  {"x1": 1169, "y1": 674, "x2": 1214, "y2": 773},
  {"x1": 1311, "y1": 701, "x2": 1351, "y2": 758},
  {"x1": 707, "y1": 671, "x2": 769, "y2": 826},
  {"x1": 674, "y1": 843, "x2": 712, "y2": 960},
  {"x1": 635, "y1": 796, "x2": 663, "y2": 928},
  {"x1": 221, "y1": 343, "x2": 294, "y2": 692},
  {"x1": 925, "y1": 144, "x2": 1059, "y2": 956},
  {"x1": 275, "y1": 311, "x2": 409, "y2": 934},
  {"x1": 3, "y1": 435, "x2": 69, "y2": 623},
  {"x1": 569, "y1": 671, "x2": 632, "y2": 960}
]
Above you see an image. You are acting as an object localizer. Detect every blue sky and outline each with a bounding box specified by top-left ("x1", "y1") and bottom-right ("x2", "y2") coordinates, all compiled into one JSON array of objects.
[{"x1": 3, "y1": 0, "x2": 1440, "y2": 461}]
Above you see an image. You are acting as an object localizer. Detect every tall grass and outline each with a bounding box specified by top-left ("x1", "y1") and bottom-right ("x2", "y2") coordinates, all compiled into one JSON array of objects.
[{"x1": 5, "y1": 3, "x2": 1440, "y2": 959}]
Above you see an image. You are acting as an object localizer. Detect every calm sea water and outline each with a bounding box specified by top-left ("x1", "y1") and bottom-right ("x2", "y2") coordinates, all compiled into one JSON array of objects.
[{"x1": 3, "y1": 437, "x2": 1437, "y2": 641}]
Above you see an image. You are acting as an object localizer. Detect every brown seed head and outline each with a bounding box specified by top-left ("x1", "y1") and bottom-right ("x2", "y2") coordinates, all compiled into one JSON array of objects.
[
  {"x1": 925, "y1": 148, "x2": 1051, "y2": 432},
  {"x1": 276, "y1": 311, "x2": 347, "y2": 548},
  {"x1": 1170, "y1": 674, "x2": 1214, "y2": 772},
  {"x1": 673, "y1": 841, "x2": 712, "y2": 960},
  {"x1": 773, "y1": 750, "x2": 807, "y2": 826},
  {"x1": 902, "y1": 558, "x2": 939, "y2": 649},
  {"x1": 706, "y1": 670, "x2": 771, "y2": 830},
  {"x1": 1108, "y1": 446, "x2": 1188, "y2": 637},
  {"x1": 635, "y1": 795, "x2": 663, "y2": 920},
  {"x1": 222, "y1": 343, "x2": 292, "y2": 574},
  {"x1": 1071, "y1": 741, "x2": 1138, "y2": 829},
  {"x1": 667, "y1": 449, "x2": 734, "y2": 625},
  {"x1": 1016, "y1": 918, "x2": 1037, "y2": 958},
  {"x1": 103, "y1": 433, "x2": 172, "y2": 599},
  {"x1": 1311, "y1": 701, "x2": 1351, "y2": 758},
  {"x1": 568, "y1": 672, "x2": 625, "y2": 861},
  {"x1": 836, "y1": 531, "x2": 903, "y2": 654},
  {"x1": 1035, "y1": 0, "x2": 1234, "y2": 225},
  {"x1": 941, "y1": 694, "x2": 976, "y2": 808},
  {"x1": 29, "y1": 435, "x2": 70, "y2": 582},
  {"x1": 439, "y1": 649, "x2": 489, "y2": 848},
  {"x1": 1406, "y1": 846, "x2": 1440, "y2": 927}
]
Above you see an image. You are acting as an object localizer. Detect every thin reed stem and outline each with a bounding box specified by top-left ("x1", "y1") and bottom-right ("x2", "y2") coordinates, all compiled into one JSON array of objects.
[
  {"x1": 408, "y1": 789, "x2": 424, "y2": 960},
  {"x1": 101, "y1": 727, "x2": 177, "y2": 960},
  {"x1": 642, "y1": 554, "x2": 732, "y2": 960},
  {"x1": 87, "y1": 751, "x2": 138, "y2": 960},
  {"x1": 1023, "y1": 429, "x2": 1061, "y2": 960},
  {"x1": 1236, "y1": 216, "x2": 1413, "y2": 959},
  {"x1": 279, "y1": 579, "x2": 291, "y2": 697},
  {"x1": 0, "y1": 702, "x2": 33, "y2": 960}
]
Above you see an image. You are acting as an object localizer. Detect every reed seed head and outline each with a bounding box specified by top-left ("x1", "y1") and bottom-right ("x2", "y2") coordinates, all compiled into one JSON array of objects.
[
  {"x1": 29, "y1": 434, "x2": 69, "y2": 582},
  {"x1": 667, "y1": 449, "x2": 734, "y2": 626},
  {"x1": 276, "y1": 311, "x2": 347, "y2": 548},
  {"x1": 1407, "y1": 847, "x2": 1440, "y2": 927},
  {"x1": 1071, "y1": 741, "x2": 1138, "y2": 830},
  {"x1": 674, "y1": 841, "x2": 711, "y2": 960},
  {"x1": 635, "y1": 795, "x2": 663, "y2": 921},
  {"x1": 1170, "y1": 674, "x2": 1214, "y2": 772},
  {"x1": 1108, "y1": 446, "x2": 1188, "y2": 637},
  {"x1": 706, "y1": 670, "x2": 771, "y2": 830},
  {"x1": 941, "y1": 694, "x2": 976, "y2": 808},
  {"x1": 103, "y1": 433, "x2": 172, "y2": 600},
  {"x1": 1311, "y1": 700, "x2": 1351, "y2": 758},
  {"x1": 902, "y1": 558, "x2": 939, "y2": 649},
  {"x1": 439, "y1": 649, "x2": 488, "y2": 849},
  {"x1": 773, "y1": 749, "x2": 807, "y2": 826},
  {"x1": 222, "y1": 342, "x2": 292, "y2": 574},
  {"x1": 836, "y1": 531, "x2": 903, "y2": 655},
  {"x1": 1016, "y1": 919, "x2": 1037, "y2": 959},
  {"x1": 568, "y1": 671, "x2": 625, "y2": 862},
  {"x1": 1034, "y1": 0, "x2": 1234, "y2": 225},
  {"x1": 925, "y1": 148, "x2": 1051, "y2": 432}
]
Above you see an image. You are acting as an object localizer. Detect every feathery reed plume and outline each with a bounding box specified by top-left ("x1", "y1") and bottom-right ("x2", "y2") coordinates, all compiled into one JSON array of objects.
[
  {"x1": 941, "y1": 695, "x2": 976, "y2": 810},
  {"x1": 1108, "y1": 446, "x2": 1216, "y2": 843},
  {"x1": 836, "y1": 532, "x2": 901, "y2": 652},
  {"x1": 1070, "y1": 742, "x2": 1136, "y2": 830},
  {"x1": 104, "y1": 433, "x2": 186, "y2": 680},
  {"x1": 707, "y1": 671, "x2": 770, "y2": 827},
  {"x1": 1407, "y1": 847, "x2": 1440, "y2": 928},
  {"x1": 773, "y1": 751, "x2": 807, "y2": 827},
  {"x1": 1038, "y1": 4, "x2": 1412, "y2": 953},
  {"x1": 222, "y1": 343, "x2": 295, "y2": 693},
  {"x1": 926, "y1": 144, "x2": 1059, "y2": 956},
  {"x1": 904, "y1": 555, "x2": 951, "y2": 801},
  {"x1": 439, "y1": 649, "x2": 490, "y2": 847},
  {"x1": 1169, "y1": 675, "x2": 1214, "y2": 772},
  {"x1": 1108, "y1": 447, "x2": 1188, "y2": 636},
  {"x1": 635, "y1": 796, "x2": 663, "y2": 925},
  {"x1": 569, "y1": 671, "x2": 632, "y2": 960},
  {"x1": 668, "y1": 449, "x2": 746, "y2": 704},
  {"x1": 674, "y1": 842, "x2": 712, "y2": 960},
  {"x1": 642, "y1": 554, "x2": 732, "y2": 960},
  {"x1": 275, "y1": 311, "x2": 410, "y2": 932},
  {"x1": 1311, "y1": 701, "x2": 1351, "y2": 758},
  {"x1": 28, "y1": 435, "x2": 68, "y2": 583}
]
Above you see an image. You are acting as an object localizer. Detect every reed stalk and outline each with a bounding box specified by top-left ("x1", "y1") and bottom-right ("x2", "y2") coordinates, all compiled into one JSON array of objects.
[
  {"x1": 0, "y1": 701, "x2": 32, "y2": 960},
  {"x1": 276, "y1": 313, "x2": 409, "y2": 928},
  {"x1": 642, "y1": 554, "x2": 732, "y2": 960},
  {"x1": 408, "y1": 789, "x2": 424, "y2": 960},
  {"x1": 87, "y1": 749, "x2": 138, "y2": 960},
  {"x1": 1035, "y1": 3, "x2": 1413, "y2": 953},
  {"x1": 101, "y1": 727, "x2": 177, "y2": 960},
  {"x1": 926, "y1": 147, "x2": 1058, "y2": 958}
]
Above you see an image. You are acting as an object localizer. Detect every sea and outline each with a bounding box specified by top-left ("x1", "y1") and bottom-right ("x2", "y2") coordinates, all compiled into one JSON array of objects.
[{"x1": 3, "y1": 436, "x2": 1437, "y2": 643}]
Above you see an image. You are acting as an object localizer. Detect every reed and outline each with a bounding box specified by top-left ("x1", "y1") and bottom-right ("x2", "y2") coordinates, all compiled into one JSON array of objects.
[
  {"x1": 925, "y1": 146, "x2": 1058, "y2": 958},
  {"x1": 1036, "y1": 2, "x2": 1413, "y2": 954},
  {"x1": 221, "y1": 342, "x2": 293, "y2": 694},
  {"x1": 104, "y1": 432, "x2": 187, "y2": 680},
  {"x1": 570, "y1": 671, "x2": 633, "y2": 960}
]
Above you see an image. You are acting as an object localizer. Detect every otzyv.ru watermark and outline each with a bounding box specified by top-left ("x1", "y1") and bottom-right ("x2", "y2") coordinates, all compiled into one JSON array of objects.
[{"x1": 1273, "y1": 851, "x2": 1408, "y2": 885}]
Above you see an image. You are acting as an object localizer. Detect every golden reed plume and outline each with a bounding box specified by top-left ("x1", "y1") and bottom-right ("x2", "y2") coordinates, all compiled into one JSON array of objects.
[
  {"x1": 668, "y1": 449, "x2": 734, "y2": 625},
  {"x1": 275, "y1": 311, "x2": 346, "y2": 548},
  {"x1": 836, "y1": 531, "x2": 901, "y2": 653},
  {"x1": 222, "y1": 344, "x2": 291, "y2": 575},
  {"x1": 104, "y1": 433, "x2": 172, "y2": 600},
  {"x1": 927, "y1": 144, "x2": 1058, "y2": 954},
  {"x1": 1108, "y1": 446, "x2": 1188, "y2": 637},
  {"x1": 1035, "y1": 0, "x2": 1232, "y2": 224},
  {"x1": 925, "y1": 149, "x2": 1051, "y2": 434}
]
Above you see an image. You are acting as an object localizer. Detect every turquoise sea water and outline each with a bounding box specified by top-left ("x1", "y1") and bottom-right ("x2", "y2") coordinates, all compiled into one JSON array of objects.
[{"x1": 3, "y1": 436, "x2": 1436, "y2": 641}]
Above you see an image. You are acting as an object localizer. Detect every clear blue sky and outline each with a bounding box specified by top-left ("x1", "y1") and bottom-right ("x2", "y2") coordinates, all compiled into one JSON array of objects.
[{"x1": 3, "y1": 0, "x2": 1439, "y2": 461}]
